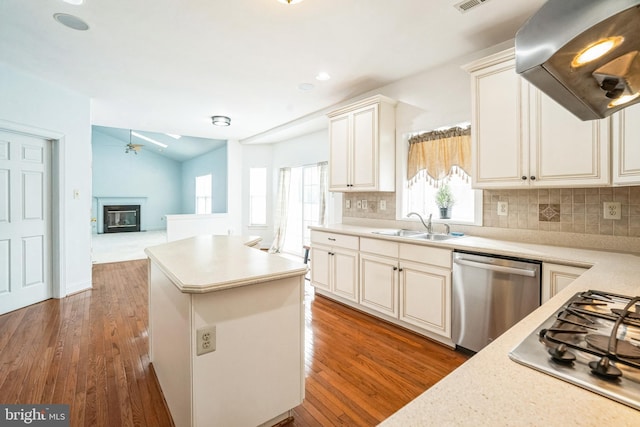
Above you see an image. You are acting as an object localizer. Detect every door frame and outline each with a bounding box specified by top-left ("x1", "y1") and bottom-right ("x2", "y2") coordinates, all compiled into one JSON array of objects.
[{"x1": 1, "y1": 119, "x2": 65, "y2": 299}]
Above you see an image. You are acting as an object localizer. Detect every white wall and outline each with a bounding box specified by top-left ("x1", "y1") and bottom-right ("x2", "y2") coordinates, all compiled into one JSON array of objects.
[
  {"x1": 227, "y1": 139, "x2": 243, "y2": 236},
  {"x1": 0, "y1": 62, "x2": 92, "y2": 295},
  {"x1": 241, "y1": 144, "x2": 274, "y2": 247}
]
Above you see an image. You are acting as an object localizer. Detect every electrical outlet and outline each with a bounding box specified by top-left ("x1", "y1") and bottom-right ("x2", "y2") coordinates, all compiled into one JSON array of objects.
[
  {"x1": 380, "y1": 200, "x2": 386, "y2": 211},
  {"x1": 362, "y1": 200, "x2": 368, "y2": 210},
  {"x1": 345, "y1": 199, "x2": 351, "y2": 209},
  {"x1": 497, "y1": 201, "x2": 508, "y2": 216},
  {"x1": 196, "y1": 325, "x2": 216, "y2": 356},
  {"x1": 603, "y1": 202, "x2": 621, "y2": 220},
  {"x1": 356, "y1": 200, "x2": 362, "y2": 209}
]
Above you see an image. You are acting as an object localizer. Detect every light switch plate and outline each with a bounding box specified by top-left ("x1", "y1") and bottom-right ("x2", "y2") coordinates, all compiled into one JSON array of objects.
[
  {"x1": 603, "y1": 202, "x2": 621, "y2": 220},
  {"x1": 380, "y1": 200, "x2": 386, "y2": 211},
  {"x1": 345, "y1": 199, "x2": 351, "y2": 209},
  {"x1": 356, "y1": 200, "x2": 362, "y2": 209},
  {"x1": 362, "y1": 200, "x2": 368, "y2": 210}
]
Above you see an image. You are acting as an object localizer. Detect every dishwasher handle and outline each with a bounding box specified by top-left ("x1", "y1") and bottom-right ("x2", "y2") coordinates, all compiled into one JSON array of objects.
[{"x1": 454, "y1": 258, "x2": 537, "y2": 277}]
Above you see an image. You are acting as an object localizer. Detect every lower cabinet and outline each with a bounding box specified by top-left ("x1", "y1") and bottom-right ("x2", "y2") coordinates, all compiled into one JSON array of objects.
[
  {"x1": 311, "y1": 232, "x2": 452, "y2": 343},
  {"x1": 360, "y1": 253, "x2": 399, "y2": 317},
  {"x1": 542, "y1": 262, "x2": 589, "y2": 303},
  {"x1": 399, "y1": 260, "x2": 451, "y2": 337},
  {"x1": 310, "y1": 231, "x2": 359, "y2": 302},
  {"x1": 359, "y1": 237, "x2": 452, "y2": 340}
]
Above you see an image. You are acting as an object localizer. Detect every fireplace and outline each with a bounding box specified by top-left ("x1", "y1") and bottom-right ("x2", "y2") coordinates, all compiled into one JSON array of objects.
[{"x1": 103, "y1": 205, "x2": 141, "y2": 233}]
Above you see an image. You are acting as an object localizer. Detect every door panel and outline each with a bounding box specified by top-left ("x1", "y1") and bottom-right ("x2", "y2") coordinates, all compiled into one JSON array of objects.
[
  {"x1": 23, "y1": 235, "x2": 44, "y2": 287},
  {"x1": 0, "y1": 130, "x2": 51, "y2": 315},
  {"x1": 0, "y1": 239, "x2": 9, "y2": 293}
]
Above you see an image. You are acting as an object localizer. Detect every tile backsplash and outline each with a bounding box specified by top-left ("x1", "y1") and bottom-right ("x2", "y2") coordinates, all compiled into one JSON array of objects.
[
  {"x1": 342, "y1": 187, "x2": 640, "y2": 238},
  {"x1": 483, "y1": 187, "x2": 640, "y2": 237},
  {"x1": 342, "y1": 192, "x2": 396, "y2": 220}
]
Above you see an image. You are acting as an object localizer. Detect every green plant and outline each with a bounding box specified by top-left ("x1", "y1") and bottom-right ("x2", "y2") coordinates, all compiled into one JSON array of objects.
[{"x1": 435, "y1": 183, "x2": 455, "y2": 208}]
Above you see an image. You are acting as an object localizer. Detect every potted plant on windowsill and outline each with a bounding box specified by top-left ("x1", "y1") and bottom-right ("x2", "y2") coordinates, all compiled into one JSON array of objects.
[{"x1": 435, "y1": 183, "x2": 455, "y2": 219}]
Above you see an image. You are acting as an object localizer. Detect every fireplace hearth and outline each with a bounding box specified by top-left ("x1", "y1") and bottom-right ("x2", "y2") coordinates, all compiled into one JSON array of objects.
[{"x1": 103, "y1": 205, "x2": 141, "y2": 233}]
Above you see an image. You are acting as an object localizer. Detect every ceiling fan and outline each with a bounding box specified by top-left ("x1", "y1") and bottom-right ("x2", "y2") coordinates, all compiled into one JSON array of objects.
[{"x1": 125, "y1": 130, "x2": 144, "y2": 154}]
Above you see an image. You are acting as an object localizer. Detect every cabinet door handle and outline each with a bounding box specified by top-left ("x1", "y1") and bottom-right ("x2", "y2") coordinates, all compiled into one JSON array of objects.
[
  {"x1": 530, "y1": 176, "x2": 536, "y2": 181},
  {"x1": 393, "y1": 266, "x2": 398, "y2": 271},
  {"x1": 328, "y1": 237, "x2": 336, "y2": 241},
  {"x1": 398, "y1": 268, "x2": 403, "y2": 272},
  {"x1": 521, "y1": 176, "x2": 527, "y2": 180}
]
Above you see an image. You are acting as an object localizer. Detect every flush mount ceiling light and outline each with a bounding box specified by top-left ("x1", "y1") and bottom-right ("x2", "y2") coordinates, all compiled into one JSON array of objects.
[
  {"x1": 278, "y1": 0, "x2": 304, "y2": 4},
  {"x1": 315, "y1": 72, "x2": 331, "y2": 81},
  {"x1": 53, "y1": 13, "x2": 89, "y2": 31},
  {"x1": 211, "y1": 116, "x2": 231, "y2": 126}
]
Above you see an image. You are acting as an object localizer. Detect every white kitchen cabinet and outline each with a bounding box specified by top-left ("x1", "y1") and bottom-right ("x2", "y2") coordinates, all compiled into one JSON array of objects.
[
  {"x1": 328, "y1": 95, "x2": 396, "y2": 192},
  {"x1": 542, "y1": 263, "x2": 589, "y2": 303},
  {"x1": 310, "y1": 231, "x2": 359, "y2": 302},
  {"x1": 360, "y1": 252, "x2": 398, "y2": 317},
  {"x1": 398, "y1": 243, "x2": 452, "y2": 338},
  {"x1": 359, "y1": 237, "x2": 452, "y2": 339},
  {"x1": 399, "y1": 259, "x2": 451, "y2": 337},
  {"x1": 464, "y1": 48, "x2": 610, "y2": 189},
  {"x1": 612, "y1": 102, "x2": 640, "y2": 185}
]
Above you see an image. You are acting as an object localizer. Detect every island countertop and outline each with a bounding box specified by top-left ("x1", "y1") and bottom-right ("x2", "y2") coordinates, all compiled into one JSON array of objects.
[{"x1": 144, "y1": 234, "x2": 307, "y2": 293}]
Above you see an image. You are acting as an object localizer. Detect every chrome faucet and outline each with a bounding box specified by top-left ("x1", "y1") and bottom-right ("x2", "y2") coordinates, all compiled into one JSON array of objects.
[
  {"x1": 443, "y1": 223, "x2": 451, "y2": 235},
  {"x1": 407, "y1": 212, "x2": 432, "y2": 234}
]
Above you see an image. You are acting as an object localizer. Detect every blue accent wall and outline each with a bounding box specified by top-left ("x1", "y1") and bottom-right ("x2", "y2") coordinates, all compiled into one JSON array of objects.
[
  {"x1": 91, "y1": 127, "x2": 183, "y2": 232},
  {"x1": 181, "y1": 145, "x2": 228, "y2": 213}
]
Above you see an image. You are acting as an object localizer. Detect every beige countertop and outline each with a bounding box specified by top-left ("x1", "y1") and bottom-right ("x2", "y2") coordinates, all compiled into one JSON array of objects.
[
  {"x1": 310, "y1": 224, "x2": 640, "y2": 426},
  {"x1": 144, "y1": 235, "x2": 307, "y2": 293}
]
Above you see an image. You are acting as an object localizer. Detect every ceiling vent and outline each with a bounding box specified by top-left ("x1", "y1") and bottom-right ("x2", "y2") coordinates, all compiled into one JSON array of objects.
[{"x1": 454, "y1": 0, "x2": 491, "y2": 13}]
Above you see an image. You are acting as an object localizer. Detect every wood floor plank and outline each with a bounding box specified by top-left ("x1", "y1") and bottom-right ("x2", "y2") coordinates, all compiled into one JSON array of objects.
[{"x1": 0, "y1": 259, "x2": 468, "y2": 427}]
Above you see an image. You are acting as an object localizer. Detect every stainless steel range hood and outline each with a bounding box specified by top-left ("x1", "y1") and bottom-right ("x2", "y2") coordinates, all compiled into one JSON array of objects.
[{"x1": 515, "y1": 0, "x2": 640, "y2": 120}]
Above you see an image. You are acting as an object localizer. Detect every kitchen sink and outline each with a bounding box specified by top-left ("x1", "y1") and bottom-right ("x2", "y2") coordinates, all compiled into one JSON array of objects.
[
  {"x1": 372, "y1": 229, "x2": 426, "y2": 237},
  {"x1": 372, "y1": 229, "x2": 462, "y2": 241},
  {"x1": 410, "y1": 233, "x2": 460, "y2": 241}
]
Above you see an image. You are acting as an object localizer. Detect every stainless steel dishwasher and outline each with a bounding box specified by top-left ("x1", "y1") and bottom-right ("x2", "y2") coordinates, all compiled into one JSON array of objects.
[{"x1": 452, "y1": 251, "x2": 541, "y2": 353}]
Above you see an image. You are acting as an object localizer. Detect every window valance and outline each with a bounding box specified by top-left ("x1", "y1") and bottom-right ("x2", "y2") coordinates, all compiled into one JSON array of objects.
[{"x1": 407, "y1": 126, "x2": 471, "y2": 186}]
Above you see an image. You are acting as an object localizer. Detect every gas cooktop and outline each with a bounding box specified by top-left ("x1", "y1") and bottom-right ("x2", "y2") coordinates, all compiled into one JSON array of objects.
[{"x1": 509, "y1": 290, "x2": 640, "y2": 411}]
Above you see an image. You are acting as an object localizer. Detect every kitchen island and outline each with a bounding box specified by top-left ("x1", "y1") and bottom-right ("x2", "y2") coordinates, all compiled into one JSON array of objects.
[
  {"x1": 309, "y1": 224, "x2": 640, "y2": 426},
  {"x1": 145, "y1": 235, "x2": 307, "y2": 427}
]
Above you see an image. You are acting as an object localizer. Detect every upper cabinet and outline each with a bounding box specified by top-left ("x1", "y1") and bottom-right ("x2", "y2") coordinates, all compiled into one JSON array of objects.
[
  {"x1": 463, "y1": 48, "x2": 610, "y2": 189},
  {"x1": 327, "y1": 95, "x2": 396, "y2": 192},
  {"x1": 611, "y1": 102, "x2": 640, "y2": 185}
]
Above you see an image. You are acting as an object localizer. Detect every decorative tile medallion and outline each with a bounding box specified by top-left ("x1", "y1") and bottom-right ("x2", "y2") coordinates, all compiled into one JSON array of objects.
[{"x1": 539, "y1": 204, "x2": 560, "y2": 222}]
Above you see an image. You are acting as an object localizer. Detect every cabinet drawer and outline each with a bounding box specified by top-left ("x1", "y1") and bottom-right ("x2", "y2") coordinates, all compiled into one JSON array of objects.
[
  {"x1": 310, "y1": 230, "x2": 359, "y2": 250},
  {"x1": 360, "y1": 237, "x2": 399, "y2": 258},
  {"x1": 399, "y1": 244, "x2": 451, "y2": 268}
]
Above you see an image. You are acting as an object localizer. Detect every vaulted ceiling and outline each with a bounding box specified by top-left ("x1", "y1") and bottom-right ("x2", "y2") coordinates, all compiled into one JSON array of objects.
[{"x1": 0, "y1": 0, "x2": 546, "y2": 143}]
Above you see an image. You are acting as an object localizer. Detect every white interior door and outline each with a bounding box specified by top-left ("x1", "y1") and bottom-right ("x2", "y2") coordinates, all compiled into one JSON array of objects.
[{"x1": 0, "y1": 130, "x2": 51, "y2": 315}]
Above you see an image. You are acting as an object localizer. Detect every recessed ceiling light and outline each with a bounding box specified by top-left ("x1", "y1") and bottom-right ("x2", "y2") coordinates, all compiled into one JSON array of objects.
[
  {"x1": 53, "y1": 13, "x2": 89, "y2": 31},
  {"x1": 278, "y1": 0, "x2": 304, "y2": 4},
  {"x1": 316, "y1": 72, "x2": 331, "y2": 81},
  {"x1": 298, "y1": 83, "x2": 315, "y2": 91}
]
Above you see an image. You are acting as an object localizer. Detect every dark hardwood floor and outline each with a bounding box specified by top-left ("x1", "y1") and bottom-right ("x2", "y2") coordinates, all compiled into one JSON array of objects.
[{"x1": 0, "y1": 260, "x2": 468, "y2": 427}]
